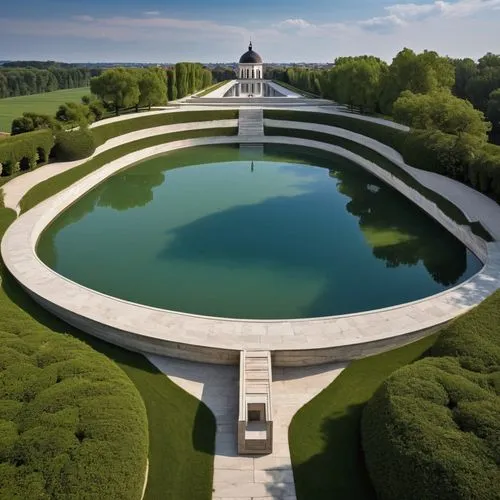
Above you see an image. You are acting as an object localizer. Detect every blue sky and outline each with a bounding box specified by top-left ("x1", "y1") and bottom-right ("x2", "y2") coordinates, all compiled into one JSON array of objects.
[{"x1": 1, "y1": 0, "x2": 499, "y2": 63}]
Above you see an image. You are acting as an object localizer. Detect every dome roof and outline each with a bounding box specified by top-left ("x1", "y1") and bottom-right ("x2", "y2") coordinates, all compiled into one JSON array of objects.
[{"x1": 239, "y1": 42, "x2": 263, "y2": 64}]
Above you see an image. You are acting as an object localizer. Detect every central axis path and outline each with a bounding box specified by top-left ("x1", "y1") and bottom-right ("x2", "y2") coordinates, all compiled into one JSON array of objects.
[
  {"x1": 238, "y1": 108, "x2": 264, "y2": 137},
  {"x1": 147, "y1": 354, "x2": 345, "y2": 500}
]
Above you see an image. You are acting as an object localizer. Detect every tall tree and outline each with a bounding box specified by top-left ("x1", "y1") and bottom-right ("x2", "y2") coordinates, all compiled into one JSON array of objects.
[
  {"x1": 90, "y1": 68, "x2": 140, "y2": 116},
  {"x1": 378, "y1": 48, "x2": 454, "y2": 114},
  {"x1": 167, "y1": 68, "x2": 177, "y2": 100},
  {"x1": 453, "y1": 58, "x2": 478, "y2": 99},
  {"x1": 487, "y1": 88, "x2": 500, "y2": 130},
  {"x1": 175, "y1": 63, "x2": 188, "y2": 98},
  {"x1": 393, "y1": 90, "x2": 491, "y2": 140},
  {"x1": 136, "y1": 68, "x2": 167, "y2": 111}
]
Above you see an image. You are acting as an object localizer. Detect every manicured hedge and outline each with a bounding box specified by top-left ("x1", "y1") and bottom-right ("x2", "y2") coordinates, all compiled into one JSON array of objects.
[
  {"x1": 0, "y1": 129, "x2": 54, "y2": 177},
  {"x1": 264, "y1": 109, "x2": 408, "y2": 152},
  {"x1": 0, "y1": 205, "x2": 149, "y2": 499},
  {"x1": 361, "y1": 291, "x2": 500, "y2": 500},
  {"x1": 467, "y1": 146, "x2": 500, "y2": 201},
  {"x1": 52, "y1": 128, "x2": 96, "y2": 161},
  {"x1": 92, "y1": 109, "x2": 239, "y2": 146},
  {"x1": 400, "y1": 130, "x2": 500, "y2": 201}
]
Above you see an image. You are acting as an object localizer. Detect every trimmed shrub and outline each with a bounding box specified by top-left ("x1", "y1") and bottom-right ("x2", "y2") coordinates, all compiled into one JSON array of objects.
[
  {"x1": 52, "y1": 129, "x2": 96, "y2": 161},
  {"x1": 468, "y1": 147, "x2": 500, "y2": 201},
  {"x1": 362, "y1": 291, "x2": 500, "y2": 500},
  {"x1": 0, "y1": 129, "x2": 54, "y2": 177},
  {"x1": 92, "y1": 109, "x2": 239, "y2": 146},
  {"x1": 0, "y1": 327, "x2": 148, "y2": 500}
]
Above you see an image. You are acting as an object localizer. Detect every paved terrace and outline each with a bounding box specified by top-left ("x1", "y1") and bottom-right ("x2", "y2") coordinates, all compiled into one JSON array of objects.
[
  {"x1": 2, "y1": 132, "x2": 500, "y2": 366},
  {"x1": 148, "y1": 354, "x2": 345, "y2": 499}
]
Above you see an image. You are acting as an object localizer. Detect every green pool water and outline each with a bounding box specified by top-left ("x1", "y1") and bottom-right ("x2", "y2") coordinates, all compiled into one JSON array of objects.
[{"x1": 37, "y1": 145, "x2": 482, "y2": 319}]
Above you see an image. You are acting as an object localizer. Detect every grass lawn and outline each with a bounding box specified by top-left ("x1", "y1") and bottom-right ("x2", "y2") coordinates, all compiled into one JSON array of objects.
[
  {"x1": 289, "y1": 334, "x2": 437, "y2": 500},
  {"x1": 0, "y1": 87, "x2": 90, "y2": 132}
]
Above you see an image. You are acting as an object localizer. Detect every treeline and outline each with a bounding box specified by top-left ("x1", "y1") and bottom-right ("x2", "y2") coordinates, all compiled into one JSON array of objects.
[
  {"x1": 211, "y1": 66, "x2": 236, "y2": 83},
  {"x1": 272, "y1": 50, "x2": 500, "y2": 126},
  {"x1": 166, "y1": 63, "x2": 213, "y2": 101},
  {"x1": 0, "y1": 66, "x2": 97, "y2": 98},
  {"x1": 266, "y1": 66, "x2": 323, "y2": 95}
]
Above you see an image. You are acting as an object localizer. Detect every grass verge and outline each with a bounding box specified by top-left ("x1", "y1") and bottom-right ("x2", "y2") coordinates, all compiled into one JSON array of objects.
[
  {"x1": 289, "y1": 334, "x2": 437, "y2": 500},
  {"x1": 265, "y1": 125, "x2": 494, "y2": 241},
  {"x1": 194, "y1": 80, "x2": 231, "y2": 97},
  {"x1": 272, "y1": 80, "x2": 320, "y2": 99},
  {"x1": 20, "y1": 127, "x2": 237, "y2": 213}
]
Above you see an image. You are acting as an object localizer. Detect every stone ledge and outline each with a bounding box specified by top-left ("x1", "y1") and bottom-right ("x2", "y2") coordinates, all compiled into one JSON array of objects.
[{"x1": 2, "y1": 135, "x2": 500, "y2": 366}]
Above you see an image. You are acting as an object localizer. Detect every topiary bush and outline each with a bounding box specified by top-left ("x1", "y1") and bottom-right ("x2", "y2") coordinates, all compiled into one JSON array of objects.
[
  {"x1": 361, "y1": 291, "x2": 500, "y2": 500},
  {"x1": 0, "y1": 325, "x2": 148, "y2": 499},
  {"x1": 52, "y1": 129, "x2": 96, "y2": 162}
]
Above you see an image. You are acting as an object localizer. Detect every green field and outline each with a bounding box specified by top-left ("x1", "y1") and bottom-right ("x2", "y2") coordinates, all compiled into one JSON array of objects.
[{"x1": 0, "y1": 87, "x2": 90, "y2": 132}]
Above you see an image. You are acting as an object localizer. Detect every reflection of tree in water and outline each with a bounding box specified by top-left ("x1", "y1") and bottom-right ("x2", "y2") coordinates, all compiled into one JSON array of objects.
[
  {"x1": 38, "y1": 169, "x2": 164, "y2": 269},
  {"x1": 97, "y1": 170, "x2": 165, "y2": 211},
  {"x1": 332, "y1": 167, "x2": 468, "y2": 286},
  {"x1": 38, "y1": 192, "x2": 101, "y2": 269}
]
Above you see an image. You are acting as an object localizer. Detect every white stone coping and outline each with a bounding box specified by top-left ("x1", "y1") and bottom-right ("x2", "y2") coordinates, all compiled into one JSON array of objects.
[
  {"x1": 198, "y1": 80, "x2": 237, "y2": 98},
  {"x1": 3, "y1": 135, "x2": 500, "y2": 364},
  {"x1": 265, "y1": 81, "x2": 301, "y2": 98}
]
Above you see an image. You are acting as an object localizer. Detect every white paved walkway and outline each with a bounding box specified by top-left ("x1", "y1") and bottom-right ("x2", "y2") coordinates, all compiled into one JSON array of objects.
[{"x1": 147, "y1": 354, "x2": 345, "y2": 500}]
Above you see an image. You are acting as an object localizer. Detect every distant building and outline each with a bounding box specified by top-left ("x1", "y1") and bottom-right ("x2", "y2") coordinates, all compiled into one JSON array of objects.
[{"x1": 238, "y1": 42, "x2": 263, "y2": 80}]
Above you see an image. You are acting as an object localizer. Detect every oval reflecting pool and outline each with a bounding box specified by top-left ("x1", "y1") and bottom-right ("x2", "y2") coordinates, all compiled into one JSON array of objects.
[{"x1": 37, "y1": 145, "x2": 482, "y2": 319}]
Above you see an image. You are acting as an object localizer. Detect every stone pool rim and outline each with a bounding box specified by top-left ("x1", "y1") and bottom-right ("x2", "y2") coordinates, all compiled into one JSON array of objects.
[{"x1": 3, "y1": 135, "x2": 500, "y2": 366}]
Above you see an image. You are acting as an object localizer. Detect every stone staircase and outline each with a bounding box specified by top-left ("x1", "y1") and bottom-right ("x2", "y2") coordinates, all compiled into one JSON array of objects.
[
  {"x1": 238, "y1": 350, "x2": 273, "y2": 454},
  {"x1": 238, "y1": 108, "x2": 264, "y2": 137}
]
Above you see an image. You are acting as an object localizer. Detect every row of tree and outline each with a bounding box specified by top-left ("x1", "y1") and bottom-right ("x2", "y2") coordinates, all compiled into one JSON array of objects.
[
  {"x1": 0, "y1": 67, "x2": 96, "y2": 98},
  {"x1": 166, "y1": 63, "x2": 213, "y2": 101},
  {"x1": 90, "y1": 67, "x2": 168, "y2": 116},
  {"x1": 271, "y1": 50, "x2": 500, "y2": 139},
  {"x1": 266, "y1": 66, "x2": 323, "y2": 95}
]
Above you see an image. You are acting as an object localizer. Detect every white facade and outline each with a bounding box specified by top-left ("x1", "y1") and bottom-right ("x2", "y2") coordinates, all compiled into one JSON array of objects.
[
  {"x1": 238, "y1": 42, "x2": 263, "y2": 80},
  {"x1": 238, "y1": 64, "x2": 263, "y2": 80}
]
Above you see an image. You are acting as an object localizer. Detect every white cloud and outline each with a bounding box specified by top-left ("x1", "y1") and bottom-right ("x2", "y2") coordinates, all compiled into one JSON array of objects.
[
  {"x1": 72, "y1": 15, "x2": 94, "y2": 22},
  {"x1": 361, "y1": 0, "x2": 500, "y2": 33},
  {"x1": 358, "y1": 14, "x2": 406, "y2": 33},
  {"x1": 274, "y1": 18, "x2": 316, "y2": 29},
  {"x1": 143, "y1": 11, "x2": 161, "y2": 17}
]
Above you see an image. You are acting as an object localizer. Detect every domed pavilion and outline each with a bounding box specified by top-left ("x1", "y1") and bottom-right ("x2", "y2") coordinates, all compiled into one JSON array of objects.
[{"x1": 238, "y1": 42, "x2": 263, "y2": 80}]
